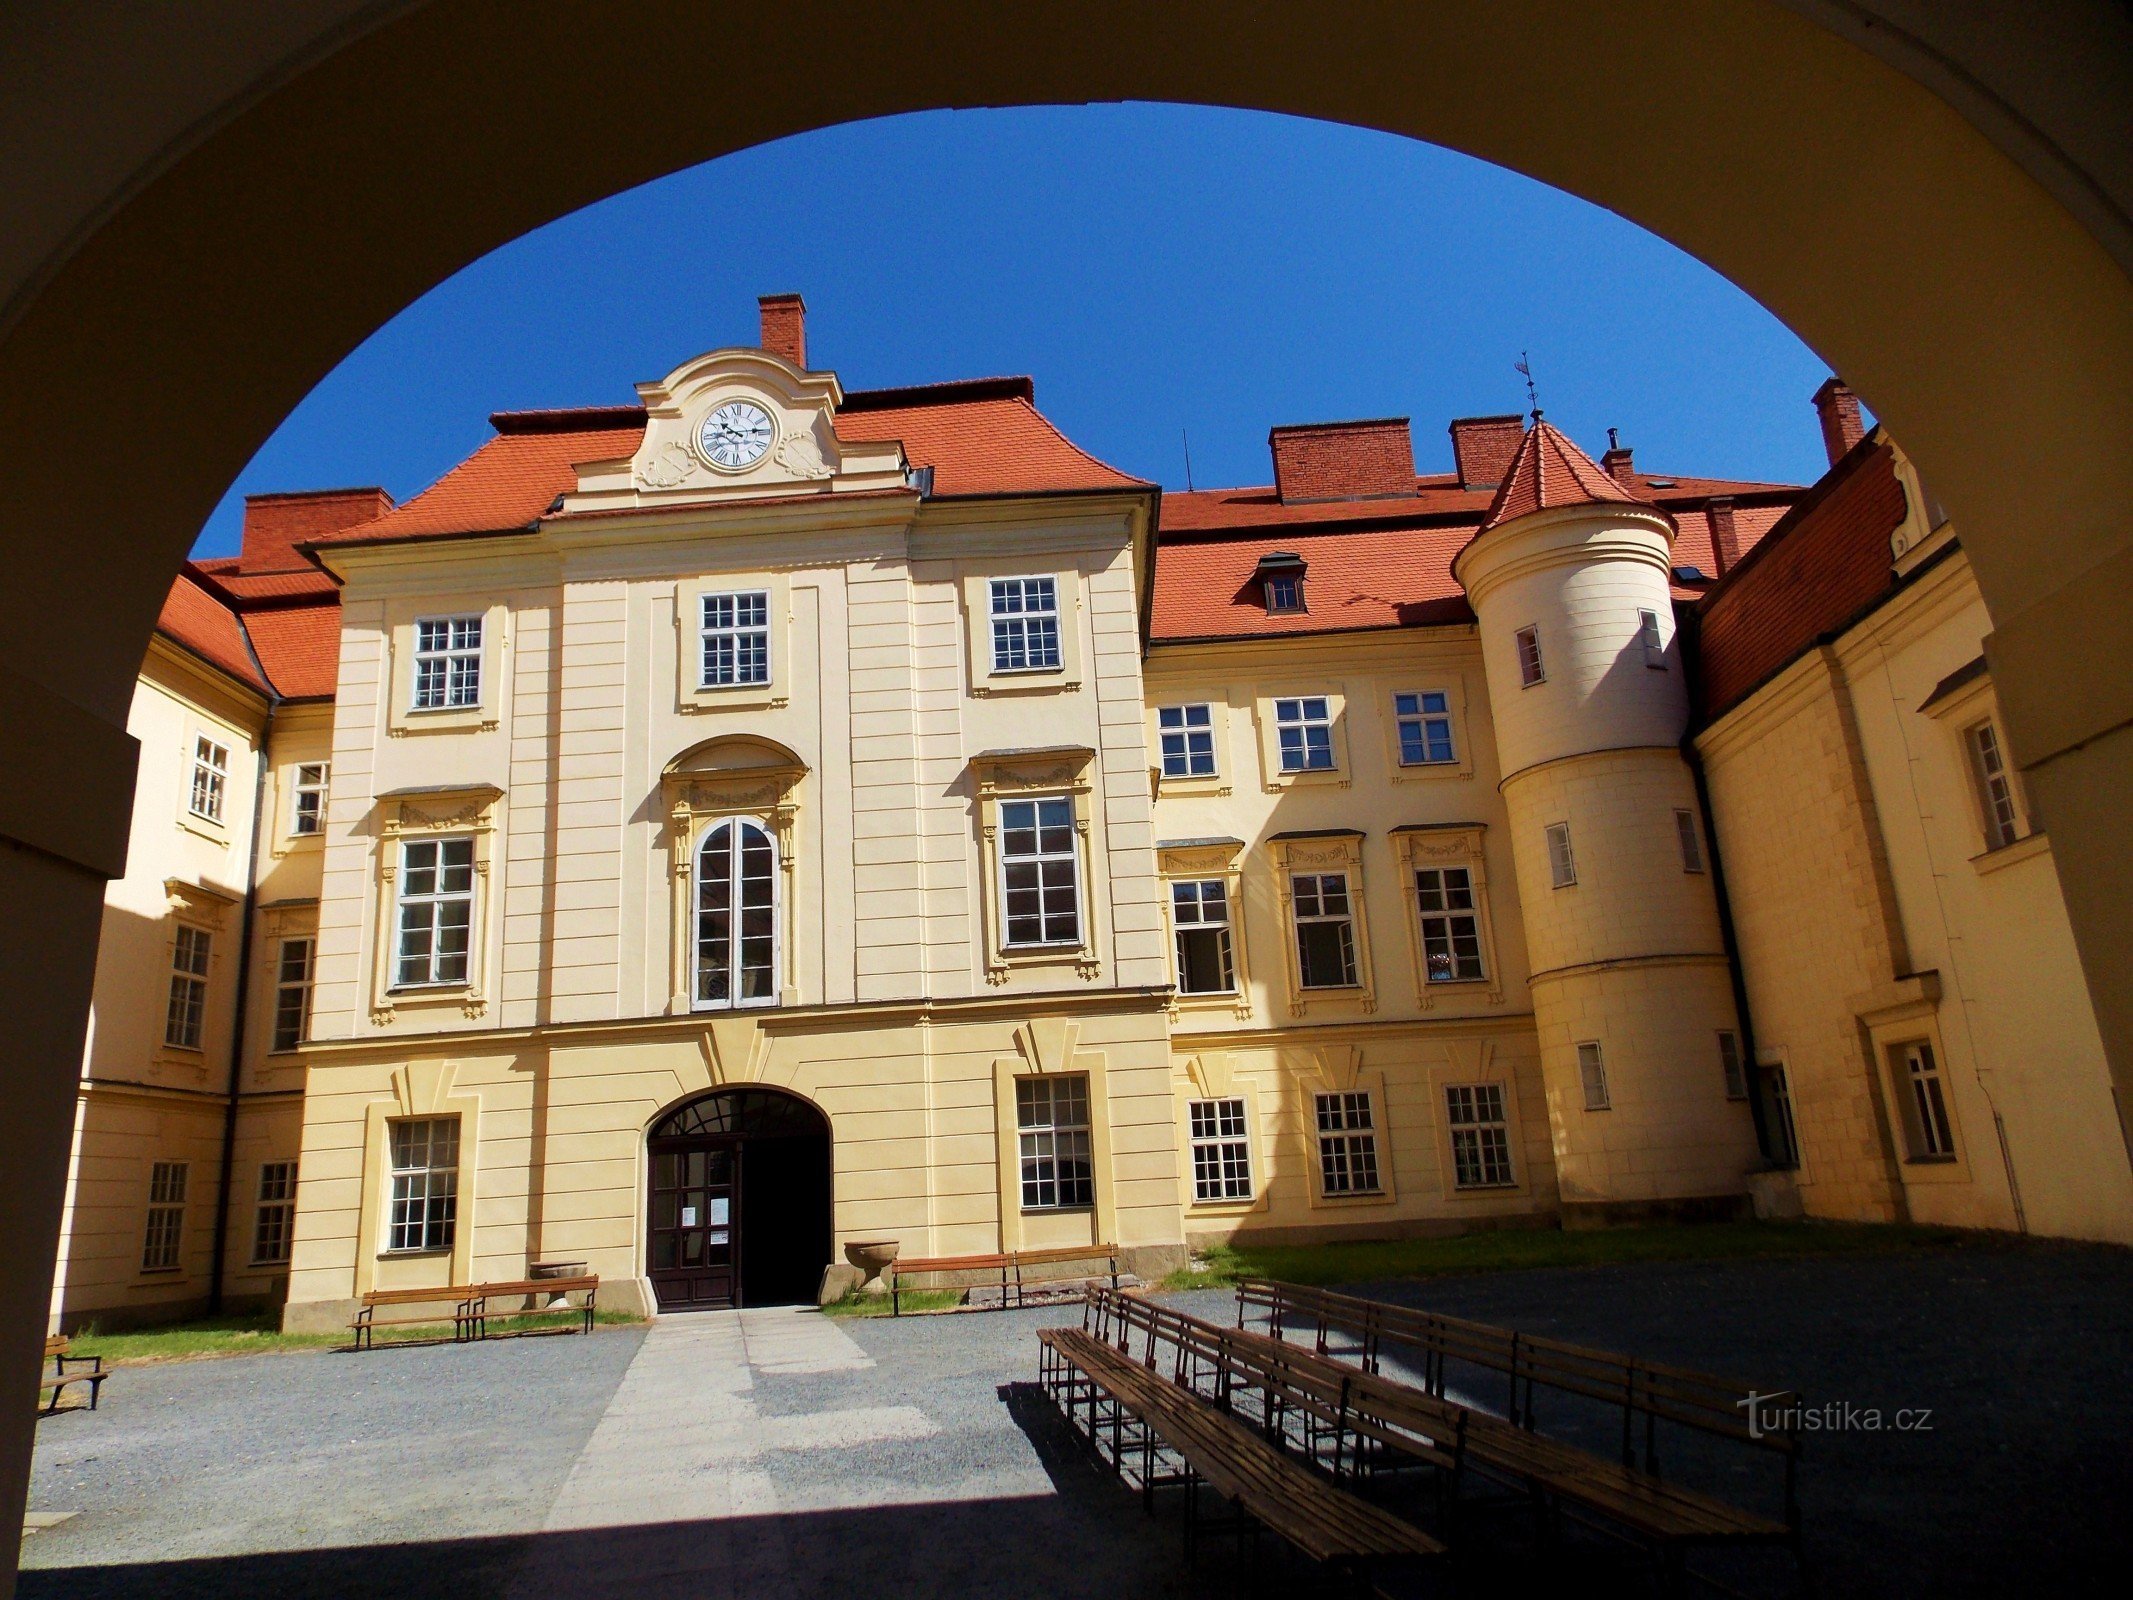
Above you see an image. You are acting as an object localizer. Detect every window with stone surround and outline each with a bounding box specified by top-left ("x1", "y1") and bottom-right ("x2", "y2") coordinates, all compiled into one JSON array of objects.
[
  {"x1": 999, "y1": 796, "x2": 1082, "y2": 947},
  {"x1": 189, "y1": 735, "x2": 229, "y2": 823},
  {"x1": 387, "y1": 1116, "x2": 459, "y2": 1253},
  {"x1": 1545, "y1": 822, "x2": 1577, "y2": 888},
  {"x1": 1898, "y1": 1040, "x2": 1957, "y2": 1160},
  {"x1": 1274, "y1": 697, "x2": 1336, "y2": 772},
  {"x1": 695, "y1": 818, "x2": 779, "y2": 1009},
  {"x1": 1292, "y1": 872, "x2": 1360, "y2": 989},
  {"x1": 1314, "y1": 1091, "x2": 1381, "y2": 1196},
  {"x1": 1017, "y1": 1075, "x2": 1093, "y2": 1210},
  {"x1": 1675, "y1": 809, "x2": 1705, "y2": 873},
  {"x1": 291, "y1": 761, "x2": 329, "y2": 836},
  {"x1": 1445, "y1": 1084, "x2": 1515, "y2": 1189},
  {"x1": 411, "y1": 615, "x2": 483, "y2": 710},
  {"x1": 989, "y1": 576, "x2": 1062, "y2": 673},
  {"x1": 1515, "y1": 626, "x2": 1545, "y2": 686},
  {"x1": 142, "y1": 1162, "x2": 188, "y2": 1272},
  {"x1": 1578, "y1": 1041, "x2": 1611, "y2": 1110},
  {"x1": 1157, "y1": 703, "x2": 1217, "y2": 778},
  {"x1": 394, "y1": 837, "x2": 475, "y2": 987},
  {"x1": 165, "y1": 926, "x2": 211, "y2": 1049},
  {"x1": 1394, "y1": 690, "x2": 1456, "y2": 766},
  {"x1": 1966, "y1": 720, "x2": 2020, "y2": 850},
  {"x1": 252, "y1": 1161, "x2": 297, "y2": 1266},
  {"x1": 271, "y1": 936, "x2": 314, "y2": 1053},
  {"x1": 1415, "y1": 866, "x2": 1485, "y2": 983},
  {"x1": 1172, "y1": 879, "x2": 1236, "y2": 995},
  {"x1": 700, "y1": 590, "x2": 772, "y2": 688},
  {"x1": 1189, "y1": 1098, "x2": 1253, "y2": 1202}
]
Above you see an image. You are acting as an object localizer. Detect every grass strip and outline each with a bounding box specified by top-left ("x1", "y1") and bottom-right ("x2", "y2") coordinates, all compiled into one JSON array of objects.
[{"x1": 64, "y1": 1308, "x2": 643, "y2": 1364}]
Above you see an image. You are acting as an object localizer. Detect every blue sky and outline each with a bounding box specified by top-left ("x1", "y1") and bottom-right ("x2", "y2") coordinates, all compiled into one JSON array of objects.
[{"x1": 194, "y1": 104, "x2": 1835, "y2": 558}]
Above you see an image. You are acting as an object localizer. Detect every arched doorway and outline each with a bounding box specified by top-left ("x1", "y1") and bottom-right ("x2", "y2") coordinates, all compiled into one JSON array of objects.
[{"x1": 646, "y1": 1087, "x2": 831, "y2": 1311}]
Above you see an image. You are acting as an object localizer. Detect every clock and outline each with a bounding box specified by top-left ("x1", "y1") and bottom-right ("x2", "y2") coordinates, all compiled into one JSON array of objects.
[{"x1": 697, "y1": 399, "x2": 775, "y2": 472}]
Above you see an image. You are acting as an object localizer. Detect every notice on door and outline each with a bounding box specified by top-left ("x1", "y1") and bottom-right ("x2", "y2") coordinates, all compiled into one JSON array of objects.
[{"x1": 681, "y1": 1206, "x2": 698, "y2": 1228}]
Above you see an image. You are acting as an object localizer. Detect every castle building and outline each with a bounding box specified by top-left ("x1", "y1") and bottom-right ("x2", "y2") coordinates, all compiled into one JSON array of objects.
[{"x1": 48, "y1": 298, "x2": 2131, "y2": 1332}]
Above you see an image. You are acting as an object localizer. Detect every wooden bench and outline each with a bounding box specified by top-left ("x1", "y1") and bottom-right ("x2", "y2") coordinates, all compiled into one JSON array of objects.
[
  {"x1": 1038, "y1": 1322, "x2": 1442, "y2": 1582},
  {"x1": 890, "y1": 1242, "x2": 1118, "y2": 1314},
  {"x1": 464, "y1": 1275, "x2": 599, "y2": 1339},
  {"x1": 350, "y1": 1285, "x2": 481, "y2": 1349},
  {"x1": 37, "y1": 1335, "x2": 107, "y2": 1414},
  {"x1": 349, "y1": 1273, "x2": 598, "y2": 1349}
]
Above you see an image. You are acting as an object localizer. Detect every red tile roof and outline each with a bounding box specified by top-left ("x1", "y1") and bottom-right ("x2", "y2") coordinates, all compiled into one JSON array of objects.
[
  {"x1": 1152, "y1": 524, "x2": 1477, "y2": 642},
  {"x1": 155, "y1": 569, "x2": 269, "y2": 693},
  {"x1": 835, "y1": 389, "x2": 1147, "y2": 496},
  {"x1": 312, "y1": 423, "x2": 644, "y2": 547},
  {"x1": 242, "y1": 603, "x2": 343, "y2": 700},
  {"x1": 1478, "y1": 417, "x2": 1649, "y2": 532}
]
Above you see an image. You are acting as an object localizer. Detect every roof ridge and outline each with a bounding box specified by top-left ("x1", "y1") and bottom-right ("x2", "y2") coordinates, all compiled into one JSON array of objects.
[{"x1": 838, "y1": 375, "x2": 1036, "y2": 412}]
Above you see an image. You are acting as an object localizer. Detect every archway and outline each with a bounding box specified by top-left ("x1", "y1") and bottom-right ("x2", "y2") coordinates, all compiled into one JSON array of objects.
[{"x1": 645, "y1": 1087, "x2": 832, "y2": 1311}]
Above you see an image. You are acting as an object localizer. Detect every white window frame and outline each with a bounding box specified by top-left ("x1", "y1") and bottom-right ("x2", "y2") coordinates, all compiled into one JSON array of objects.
[
  {"x1": 1157, "y1": 703, "x2": 1218, "y2": 779},
  {"x1": 386, "y1": 1116, "x2": 459, "y2": 1253},
  {"x1": 989, "y1": 576, "x2": 1062, "y2": 674},
  {"x1": 1515, "y1": 625, "x2": 1545, "y2": 687},
  {"x1": 1274, "y1": 697, "x2": 1337, "y2": 773},
  {"x1": 1445, "y1": 1084, "x2": 1516, "y2": 1189},
  {"x1": 410, "y1": 614, "x2": 484, "y2": 711},
  {"x1": 1719, "y1": 1030, "x2": 1749, "y2": 1100},
  {"x1": 1545, "y1": 821, "x2": 1577, "y2": 888},
  {"x1": 1675, "y1": 808, "x2": 1705, "y2": 873},
  {"x1": 1291, "y1": 871, "x2": 1360, "y2": 989},
  {"x1": 189, "y1": 736, "x2": 229, "y2": 823},
  {"x1": 1171, "y1": 878, "x2": 1237, "y2": 996},
  {"x1": 290, "y1": 761, "x2": 329, "y2": 836},
  {"x1": 693, "y1": 815, "x2": 782, "y2": 1011},
  {"x1": 998, "y1": 794, "x2": 1082, "y2": 948},
  {"x1": 1760, "y1": 1059, "x2": 1801, "y2": 1168},
  {"x1": 271, "y1": 935, "x2": 314, "y2": 1053},
  {"x1": 1578, "y1": 1040, "x2": 1611, "y2": 1110},
  {"x1": 142, "y1": 1161, "x2": 188, "y2": 1272},
  {"x1": 1017, "y1": 1075, "x2": 1094, "y2": 1210},
  {"x1": 1899, "y1": 1040, "x2": 1957, "y2": 1160},
  {"x1": 1966, "y1": 720, "x2": 2020, "y2": 850},
  {"x1": 1639, "y1": 608, "x2": 1667, "y2": 669},
  {"x1": 1393, "y1": 690, "x2": 1457, "y2": 767},
  {"x1": 1263, "y1": 571, "x2": 1305, "y2": 614},
  {"x1": 252, "y1": 1160, "x2": 298, "y2": 1266},
  {"x1": 700, "y1": 590, "x2": 772, "y2": 689},
  {"x1": 165, "y1": 925, "x2": 211, "y2": 1050},
  {"x1": 1314, "y1": 1091, "x2": 1381, "y2": 1196},
  {"x1": 1188, "y1": 1098, "x2": 1253, "y2": 1203},
  {"x1": 393, "y1": 836, "x2": 476, "y2": 989},
  {"x1": 1415, "y1": 865, "x2": 1486, "y2": 984}
]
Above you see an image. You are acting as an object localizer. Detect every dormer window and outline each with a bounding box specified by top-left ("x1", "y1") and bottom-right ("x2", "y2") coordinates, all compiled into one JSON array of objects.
[{"x1": 1259, "y1": 553, "x2": 1307, "y2": 614}]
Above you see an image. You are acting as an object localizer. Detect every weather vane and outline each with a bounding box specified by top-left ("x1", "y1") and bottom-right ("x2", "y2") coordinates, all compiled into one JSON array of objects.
[{"x1": 1515, "y1": 352, "x2": 1541, "y2": 419}]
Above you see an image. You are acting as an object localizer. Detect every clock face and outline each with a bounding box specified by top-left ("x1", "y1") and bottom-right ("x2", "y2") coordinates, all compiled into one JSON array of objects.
[{"x1": 698, "y1": 400, "x2": 775, "y2": 471}]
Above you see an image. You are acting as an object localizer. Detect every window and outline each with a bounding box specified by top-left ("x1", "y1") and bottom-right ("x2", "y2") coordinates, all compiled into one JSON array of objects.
[
  {"x1": 387, "y1": 1117, "x2": 459, "y2": 1253},
  {"x1": 1759, "y1": 1062, "x2": 1800, "y2": 1167},
  {"x1": 1263, "y1": 572, "x2": 1304, "y2": 613},
  {"x1": 291, "y1": 761, "x2": 329, "y2": 836},
  {"x1": 1189, "y1": 1098, "x2": 1253, "y2": 1203},
  {"x1": 700, "y1": 590, "x2": 771, "y2": 687},
  {"x1": 1900, "y1": 1041, "x2": 1957, "y2": 1159},
  {"x1": 411, "y1": 614, "x2": 483, "y2": 710},
  {"x1": 1545, "y1": 822, "x2": 1577, "y2": 888},
  {"x1": 1172, "y1": 879, "x2": 1236, "y2": 995},
  {"x1": 141, "y1": 1161, "x2": 188, "y2": 1272},
  {"x1": 1394, "y1": 691, "x2": 1456, "y2": 766},
  {"x1": 1578, "y1": 1041, "x2": 1611, "y2": 1110},
  {"x1": 1675, "y1": 809, "x2": 1705, "y2": 873},
  {"x1": 189, "y1": 736, "x2": 229, "y2": 822},
  {"x1": 252, "y1": 1161, "x2": 297, "y2": 1266},
  {"x1": 1719, "y1": 1031, "x2": 1749, "y2": 1100},
  {"x1": 1315, "y1": 1091, "x2": 1381, "y2": 1195},
  {"x1": 1017, "y1": 1075, "x2": 1093, "y2": 1210},
  {"x1": 1274, "y1": 697, "x2": 1335, "y2": 772},
  {"x1": 1639, "y1": 608, "x2": 1667, "y2": 669},
  {"x1": 1515, "y1": 626, "x2": 1545, "y2": 686},
  {"x1": 1446, "y1": 1084, "x2": 1516, "y2": 1189},
  {"x1": 695, "y1": 819, "x2": 778, "y2": 1008},
  {"x1": 1157, "y1": 704, "x2": 1217, "y2": 778},
  {"x1": 999, "y1": 796, "x2": 1081, "y2": 947},
  {"x1": 1415, "y1": 867, "x2": 1484, "y2": 983},
  {"x1": 164, "y1": 926, "x2": 210, "y2": 1049},
  {"x1": 1967, "y1": 721, "x2": 2020, "y2": 849},
  {"x1": 1292, "y1": 873, "x2": 1359, "y2": 988},
  {"x1": 394, "y1": 837, "x2": 475, "y2": 987},
  {"x1": 989, "y1": 577, "x2": 1061, "y2": 673},
  {"x1": 271, "y1": 936, "x2": 314, "y2": 1053}
]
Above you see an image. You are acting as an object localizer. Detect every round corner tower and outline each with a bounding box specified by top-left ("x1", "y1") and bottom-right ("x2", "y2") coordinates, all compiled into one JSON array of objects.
[{"x1": 1453, "y1": 419, "x2": 1758, "y2": 1216}]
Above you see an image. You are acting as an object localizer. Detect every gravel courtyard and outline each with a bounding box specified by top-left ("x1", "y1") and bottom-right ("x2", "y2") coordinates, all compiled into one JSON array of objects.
[{"x1": 21, "y1": 1242, "x2": 2132, "y2": 1598}]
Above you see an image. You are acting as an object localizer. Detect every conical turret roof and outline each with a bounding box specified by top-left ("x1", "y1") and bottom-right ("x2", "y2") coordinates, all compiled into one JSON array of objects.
[{"x1": 1477, "y1": 416, "x2": 1651, "y2": 533}]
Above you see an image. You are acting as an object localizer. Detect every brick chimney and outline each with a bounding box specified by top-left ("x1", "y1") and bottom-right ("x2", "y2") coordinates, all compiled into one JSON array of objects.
[
  {"x1": 1447, "y1": 415, "x2": 1525, "y2": 491},
  {"x1": 759, "y1": 293, "x2": 807, "y2": 368},
  {"x1": 1812, "y1": 377, "x2": 1864, "y2": 465},
  {"x1": 1706, "y1": 495, "x2": 1742, "y2": 578},
  {"x1": 1269, "y1": 419, "x2": 1416, "y2": 503},
  {"x1": 239, "y1": 487, "x2": 393, "y2": 573},
  {"x1": 1600, "y1": 427, "x2": 1637, "y2": 487}
]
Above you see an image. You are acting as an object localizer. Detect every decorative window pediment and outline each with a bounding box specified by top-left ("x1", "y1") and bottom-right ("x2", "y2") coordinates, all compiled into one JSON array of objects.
[
  {"x1": 1391, "y1": 823, "x2": 1505, "y2": 1009},
  {"x1": 661, "y1": 737, "x2": 806, "y2": 1013},
  {"x1": 370, "y1": 785, "x2": 502, "y2": 1026},
  {"x1": 971, "y1": 747, "x2": 1100, "y2": 984}
]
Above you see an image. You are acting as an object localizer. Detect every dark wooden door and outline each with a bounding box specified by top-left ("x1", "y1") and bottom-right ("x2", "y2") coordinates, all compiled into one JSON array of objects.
[{"x1": 648, "y1": 1141, "x2": 738, "y2": 1309}]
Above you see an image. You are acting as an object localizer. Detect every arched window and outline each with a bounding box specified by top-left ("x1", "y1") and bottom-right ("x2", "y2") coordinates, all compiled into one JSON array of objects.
[{"x1": 696, "y1": 818, "x2": 778, "y2": 1009}]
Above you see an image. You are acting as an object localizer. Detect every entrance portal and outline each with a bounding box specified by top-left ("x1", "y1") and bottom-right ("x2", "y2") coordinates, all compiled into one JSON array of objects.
[{"x1": 646, "y1": 1088, "x2": 832, "y2": 1311}]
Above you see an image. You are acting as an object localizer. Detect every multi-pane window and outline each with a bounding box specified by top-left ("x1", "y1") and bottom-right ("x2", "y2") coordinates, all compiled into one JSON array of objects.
[
  {"x1": 1545, "y1": 822, "x2": 1577, "y2": 888},
  {"x1": 1901, "y1": 1041, "x2": 1957, "y2": 1159},
  {"x1": 1515, "y1": 626, "x2": 1545, "y2": 686},
  {"x1": 1446, "y1": 1084, "x2": 1516, "y2": 1189},
  {"x1": 989, "y1": 577, "x2": 1061, "y2": 672},
  {"x1": 1760, "y1": 1063, "x2": 1801, "y2": 1167},
  {"x1": 394, "y1": 837, "x2": 474, "y2": 987},
  {"x1": 1291, "y1": 873, "x2": 1359, "y2": 989},
  {"x1": 1675, "y1": 809, "x2": 1705, "y2": 873},
  {"x1": 700, "y1": 590, "x2": 771, "y2": 687},
  {"x1": 1274, "y1": 697, "x2": 1335, "y2": 772},
  {"x1": 1263, "y1": 572, "x2": 1304, "y2": 613},
  {"x1": 291, "y1": 761, "x2": 329, "y2": 835},
  {"x1": 1157, "y1": 704, "x2": 1217, "y2": 778},
  {"x1": 189, "y1": 736, "x2": 229, "y2": 823},
  {"x1": 1394, "y1": 691, "x2": 1456, "y2": 766},
  {"x1": 141, "y1": 1161, "x2": 188, "y2": 1272},
  {"x1": 1189, "y1": 1098, "x2": 1253, "y2": 1202},
  {"x1": 252, "y1": 1161, "x2": 297, "y2": 1266},
  {"x1": 1172, "y1": 879, "x2": 1236, "y2": 995},
  {"x1": 271, "y1": 936, "x2": 314, "y2": 1053},
  {"x1": 411, "y1": 615, "x2": 483, "y2": 710},
  {"x1": 387, "y1": 1117, "x2": 459, "y2": 1253},
  {"x1": 696, "y1": 819, "x2": 778, "y2": 1008},
  {"x1": 1639, "y1": 608, "x2": 1667, "y2": 668},
  {"x1": 1415, "y1": 867, "x2": 1485, "y2": 983},
  {"x1": 1000, "y1": 797, "x2": 1081, "y2": 947},
  {"x1": 1314, "y1": 1091, "x2": 1381, "y2": 1195},
  {"x1": 1578, "y1": 1041, "x2": 1611, "y2": 1110},
  {"x1": 1719, "y1": 1030, "x2": 1749, "y2": 1100},
  {"x1": 164, "y1": 926, "x2": 211, "y2": 1049},
  {"x1": 1017, "y1": 1075, "x2": 1093, "y2": 1210},
  {"x1": 1967, "y1": 721, "x2": 2020, "y2": 849}
]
